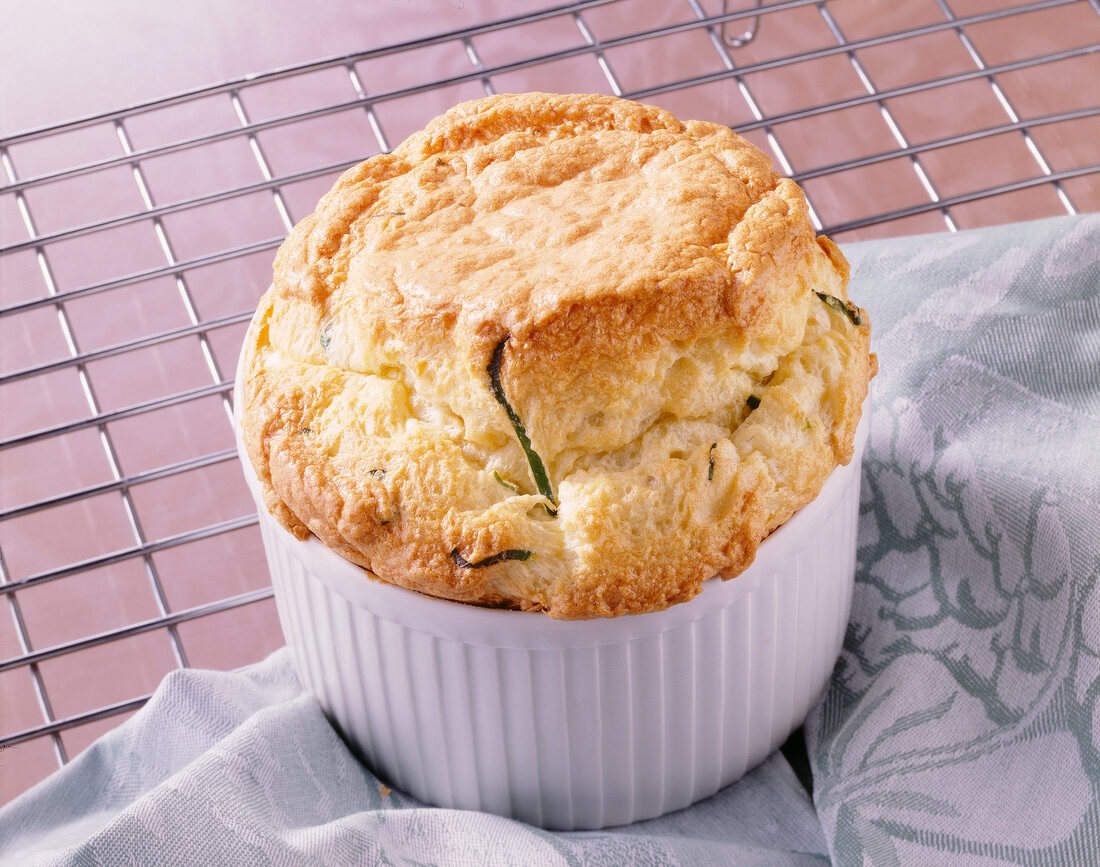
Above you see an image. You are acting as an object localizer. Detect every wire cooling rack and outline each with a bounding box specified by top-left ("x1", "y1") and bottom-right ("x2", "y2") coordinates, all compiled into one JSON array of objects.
[{"x1": 2, "y1": 0, "x2": 1098, "y2": 801}]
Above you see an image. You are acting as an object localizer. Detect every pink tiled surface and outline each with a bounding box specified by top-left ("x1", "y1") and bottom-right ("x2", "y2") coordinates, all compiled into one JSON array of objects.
[
  {"x1": 16, "y1": 561, "x2": 162, "y2": 649},
  {"x1": 154, "y1": 528, "x2": 270, "y2": 612},
  {"x1": 1, "y1": 0, "x2": 1097, "y2": 804},
  {"x1": 37, "y1": 632, "x2": 179, "y2": 722},
  {"x1": 0, "y1": 739, "x2": 57, "y2": 806}
]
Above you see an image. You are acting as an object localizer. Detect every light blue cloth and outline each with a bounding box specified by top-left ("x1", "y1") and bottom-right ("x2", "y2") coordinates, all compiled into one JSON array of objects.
[
  {"x1": 2, "y1": 214, "x2": 1097, "y2": 865},
  {"x1": 807, "y1": 213, "x2": 1100, "y2": 865},
  {"x1": 0, "y1": 650, "x2": 828, "y2": 865}
]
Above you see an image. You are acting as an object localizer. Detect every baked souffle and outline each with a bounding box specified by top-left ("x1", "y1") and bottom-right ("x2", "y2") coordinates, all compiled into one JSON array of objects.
[{"x1": 239, "y1": 92, "x2": 876, "y2": 619}]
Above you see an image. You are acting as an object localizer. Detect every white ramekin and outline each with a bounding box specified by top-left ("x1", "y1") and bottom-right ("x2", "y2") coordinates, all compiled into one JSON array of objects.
[{"x1": 234, "y1": 347, "x2": 867, "y2": 830}]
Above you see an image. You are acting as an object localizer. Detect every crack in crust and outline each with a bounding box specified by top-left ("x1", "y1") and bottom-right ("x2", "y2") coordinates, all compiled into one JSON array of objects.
[{"x1": 240, "y1": 92, "x2": 876, "y2": 619}]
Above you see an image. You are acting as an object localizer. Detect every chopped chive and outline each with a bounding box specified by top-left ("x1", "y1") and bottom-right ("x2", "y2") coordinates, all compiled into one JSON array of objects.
[
  {"x1": 493, "y1": 471, "x2": 524, "y2": 495},
  {"x1": 746, "y1": 394, "x2": 761, "y2": 411},
  {"x1": 708, "y1": 443, "x2": 718, "y2": 481},
  {"x1": 814, "y1": 292, "x2": 863, "y2": 326},
  {"x1": 489, "y1": 338, "x2": 557, "y2": 515},
  {"x1": 451, "y1": 548, "x2": 533, "y2": 569},
  {"x1": 319, "y1": 330, "x2": 332, "y2": 351}
]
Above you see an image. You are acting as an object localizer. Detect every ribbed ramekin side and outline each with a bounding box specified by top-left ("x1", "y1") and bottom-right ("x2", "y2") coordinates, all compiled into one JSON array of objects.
[
  {"x1": 330, "y1": 582, "x2": 384, "y2": 791},
  {"x1": 590, "y1": 639, "x2": 637, "y2": 827},
  {"x1": 521, "y1": 633, "x2": 721, "y2": 830},
  {"x1": 740, "y1": 557, "x2": 782, "y2": 783},
  {"x1": 767, "y1": 536, "x2": 816, "y2": 762},
  {"x1": 708, "y1": 462, "x2": 863, "y2": 794},
  {"x1": 267, "y1": 541, "x2": 538, "y2": 820},
  {"x1": 557, "y1": 646, "x2": 604, "y2": 828},
  {"x1": 764, "y1": 465, "x2": 863, "y2": 761},
  {"x1": 460, "y1": 644, "x2": 518, "y2": 819},
  {"x1": 684, "y1": 609, "x2": 729, "y2": 809},
  {"x1": 262, "y1": 517, "x2": 326, "y2": 709},
  {"x1": 256, "y1": 444, "x2": 865, "y2": 830},
  {"x1": 493, "y1": 647, "x2": 545, "y2": 824},
  {"x1": 263, "y1": 519, "x2": 411, "y2": 798},
  {"x1": 807, "y1": 466, "x2": 861, "y2": 705}
]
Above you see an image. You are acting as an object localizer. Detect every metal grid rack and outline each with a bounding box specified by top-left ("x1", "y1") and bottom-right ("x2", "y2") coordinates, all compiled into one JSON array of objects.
[{"x1": 2, "y1": 0, "x2": 1098, "y2": 801}]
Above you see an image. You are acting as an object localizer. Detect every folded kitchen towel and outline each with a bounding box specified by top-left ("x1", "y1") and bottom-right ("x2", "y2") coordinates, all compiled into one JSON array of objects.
[
  {"x1": 1, "y1": 212, "x2": 1097, "y2": 866},
  {"x1": 0, "y1": 649, "x2": 829, "y2": 866}
]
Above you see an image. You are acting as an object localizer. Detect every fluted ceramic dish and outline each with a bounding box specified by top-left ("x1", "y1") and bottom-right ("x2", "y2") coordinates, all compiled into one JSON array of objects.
[{"x1": 234, "y1": 332, "x2": 868, "y2": 830}]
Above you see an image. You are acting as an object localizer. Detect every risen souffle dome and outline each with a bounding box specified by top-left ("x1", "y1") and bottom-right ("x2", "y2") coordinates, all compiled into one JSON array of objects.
[{"x1": 240, "y1": 92, "x2": 876, "y2": 619}]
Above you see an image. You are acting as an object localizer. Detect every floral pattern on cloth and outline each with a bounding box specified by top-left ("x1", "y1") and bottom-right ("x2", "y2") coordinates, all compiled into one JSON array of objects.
[{"x1": 807, "y1": 213, "x2": 1100, "y2": 866}]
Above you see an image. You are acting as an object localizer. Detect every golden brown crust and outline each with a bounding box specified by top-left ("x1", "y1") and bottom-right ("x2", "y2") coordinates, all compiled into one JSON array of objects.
[{"x1": 240, "y1": 93, "x2": 875, "y2": 619}]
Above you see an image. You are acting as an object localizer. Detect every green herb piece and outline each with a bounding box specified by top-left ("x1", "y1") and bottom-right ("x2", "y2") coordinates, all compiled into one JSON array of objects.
[
  {"x1": 708, "y1": 442, "x2": 718, "y2": 481},
  {"x1": 493, "y1": 471, "x2": 524, "y2": 495},
  {"x1": 319, "y1": 330, "x2": 332, "y2": 351},
  {"x1": 804, "y1": 418, "x2": 813, "y2": 431},
  {"x1": 746, "y1": 394, "x2": 761, "y2": 411},
  {"x1": 814, "y1": 292, "x2": 863, "y2": 326},
  {"x1": 488, "y1": 338, "x2": 557, "y2": 515},
  {"x1": 379, "y1": 505, "x2": 399, "y2": 527},
  {"x1": 366, "y1": 210, "x2": 405, "y2": 221},
  {"x1": 451, "y1": 548, "x2": 533, "y2": 569}
]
